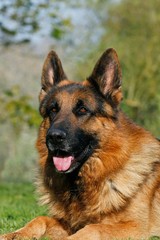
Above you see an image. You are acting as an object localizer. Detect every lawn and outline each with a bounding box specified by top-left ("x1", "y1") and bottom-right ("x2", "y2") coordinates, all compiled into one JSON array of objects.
[
  {"x1": 0, "y1": 182, "x2": 47, "y2": 234},
  {"x1": 0, "y1": 182, "x2": 160, "y2": 239}
]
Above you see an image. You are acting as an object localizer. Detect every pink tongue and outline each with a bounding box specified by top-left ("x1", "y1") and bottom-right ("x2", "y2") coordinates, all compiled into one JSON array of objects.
[{"x1": 53, "y1": 156, "x2": 74, "y2": 171}]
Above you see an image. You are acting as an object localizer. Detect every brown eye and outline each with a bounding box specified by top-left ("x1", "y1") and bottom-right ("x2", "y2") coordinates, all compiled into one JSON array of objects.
[
  {"x1": 47, "y1": 101, "x2": 59, "y2": 119},
  {"x1": 52, "y1": 107, "x2": 58, "y2": 113},
  {"x1": 74, "y1": 100, "x2": 90, "y2": 117},
  {"x1": 76, "y1": 106, "x2": 89, "y2": 117},
  {"x1": 79, "y1": 107, "x2": 87, "y2": 113}
]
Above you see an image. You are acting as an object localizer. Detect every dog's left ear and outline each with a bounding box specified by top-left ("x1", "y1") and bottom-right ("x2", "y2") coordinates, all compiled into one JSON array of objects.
[
  {"x1": 39, "y1": 50, "x2": 67, "y2": 101},
  {"x1": 87, "y1": 48, "x2": 122, "y2": 105}
]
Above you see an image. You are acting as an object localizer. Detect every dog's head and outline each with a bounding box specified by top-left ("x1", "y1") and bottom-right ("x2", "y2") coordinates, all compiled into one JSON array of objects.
[{"x1": 38, "y1": 48, "x2": 122, "y2": 174}]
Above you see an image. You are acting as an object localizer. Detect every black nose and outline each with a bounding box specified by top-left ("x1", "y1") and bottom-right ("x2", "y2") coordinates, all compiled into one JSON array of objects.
[{"x1": 46, "y1": 129, "x2": 67, "y2": 150}]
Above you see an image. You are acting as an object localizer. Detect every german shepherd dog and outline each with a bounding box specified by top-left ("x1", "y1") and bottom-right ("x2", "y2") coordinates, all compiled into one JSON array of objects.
[{"x1": 1, "y1": 48, "x2": 160, "y2": 240}]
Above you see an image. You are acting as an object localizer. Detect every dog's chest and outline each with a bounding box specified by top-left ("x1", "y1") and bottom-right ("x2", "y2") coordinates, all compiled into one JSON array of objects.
[
  {"x1": 59, "y1": 190, "x2": 103, "y2": 232},
  {"x1": 51, "y1": 179, "x2": 109, "y2": 232}
]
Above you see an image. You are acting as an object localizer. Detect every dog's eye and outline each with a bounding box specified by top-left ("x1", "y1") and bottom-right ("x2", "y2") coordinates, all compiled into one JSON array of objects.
[
  {"x1": 47, "y1": 102, "x2": 59, "y2": 119},
  {"x1": 49, "y1": 106, "x2": 59, "y2": 120},
  {"x1": 79, "y1": 107, "x2": 87, "y2": 113},
  {"x1": 74, "y1": 100, "x2": 90, "y2": 117},
  {"x1": 76, "y1": 106, "x2": 89, "y2": 116},
  {"x1": 51, "y1": 107, "x2": 58, "y2": 113}
]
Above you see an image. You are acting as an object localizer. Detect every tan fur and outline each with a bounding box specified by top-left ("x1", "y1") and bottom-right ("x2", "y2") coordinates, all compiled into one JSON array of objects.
[{"x1": 1, "y1": 49, "x2": 160, "y2": 240}]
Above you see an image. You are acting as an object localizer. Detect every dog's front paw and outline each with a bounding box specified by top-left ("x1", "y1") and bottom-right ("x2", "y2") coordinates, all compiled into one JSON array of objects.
[
  {"x1": 0, "y1": 232, "x2": 34, "y2": 240},
  {"x1": 0, "y1": 233, "x2": 17, "y2": 240}
]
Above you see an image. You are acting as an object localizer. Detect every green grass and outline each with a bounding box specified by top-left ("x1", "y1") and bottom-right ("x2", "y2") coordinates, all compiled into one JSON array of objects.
[
  {"x1": 0, "y1": 183, "x2": 160, "y2": 239},
  {"x1": 0, "y1": 182, "x2": 47, "y2": 234}
]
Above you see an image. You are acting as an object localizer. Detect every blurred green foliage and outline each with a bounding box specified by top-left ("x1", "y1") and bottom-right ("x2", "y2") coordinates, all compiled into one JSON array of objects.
[
  {"x1": 0, "y1": 85, "x2": 41, "y2": 134},
  {"x1": 0, "y1": 0, "x2": 72, "y2": 43},
  {"x1": 106, "y1": 0, "x2": 160, "y2": 135}
]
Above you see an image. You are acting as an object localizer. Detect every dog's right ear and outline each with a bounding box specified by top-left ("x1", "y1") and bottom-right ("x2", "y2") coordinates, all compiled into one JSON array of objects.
[
  {"x1": 87, "y1": 48, "x2": 122, "y2": 106},
  {"x1": 39, "y1": 50, "x2": 67, "y2": 101}
]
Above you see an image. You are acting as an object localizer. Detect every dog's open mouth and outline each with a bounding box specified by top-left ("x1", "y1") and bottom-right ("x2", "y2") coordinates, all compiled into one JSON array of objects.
[{"x1": 52, "y1": 146, "x2": 91, "y2": 173}]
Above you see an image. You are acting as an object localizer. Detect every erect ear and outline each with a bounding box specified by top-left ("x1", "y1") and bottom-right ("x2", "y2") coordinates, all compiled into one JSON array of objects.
[
  {"x1": 39, "y1": 50, "x2": 67, "y2": 101},
  {"x1": 87, "y1": 48, "x2": 122, "y2": 106}
]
